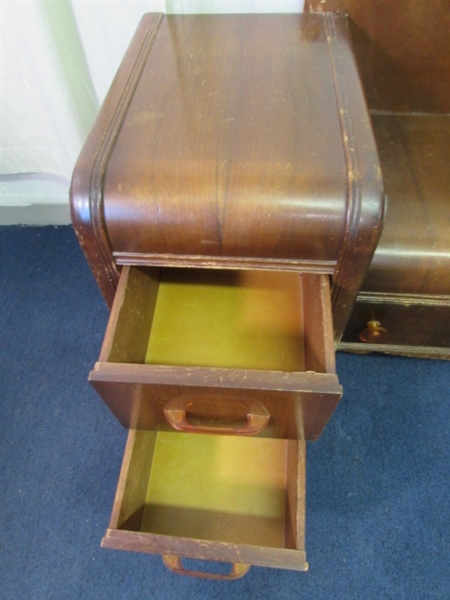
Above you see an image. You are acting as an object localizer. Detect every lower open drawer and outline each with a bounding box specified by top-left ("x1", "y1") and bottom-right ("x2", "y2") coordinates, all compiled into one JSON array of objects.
[{"x1": 102, "y1": 428, "x2": 308, "y2": 576}]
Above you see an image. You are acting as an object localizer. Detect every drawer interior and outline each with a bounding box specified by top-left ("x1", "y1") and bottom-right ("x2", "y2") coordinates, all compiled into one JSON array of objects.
[
  {"x1": 100, "y1": 266, "x2": 335, "y2": 375},
  {"x1": 142, "y1": 432, "x2": 288, "y2": 546},
  {"x1": 102, "y1": 429, "x2": 307, "y2": 570},
  {"x1": 146, "y1": 269, "x2": 305, "y2": 371}
]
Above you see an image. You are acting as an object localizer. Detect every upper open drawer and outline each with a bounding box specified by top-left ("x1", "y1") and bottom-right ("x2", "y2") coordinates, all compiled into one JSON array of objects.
[{"x1": 89, "y1": 266, "x2": 342, "y2": 440}]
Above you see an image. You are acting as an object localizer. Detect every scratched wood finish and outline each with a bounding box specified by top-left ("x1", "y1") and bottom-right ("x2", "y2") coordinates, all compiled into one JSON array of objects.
[{"x1": 102, "y1": 13, "x2": 350, "y2": 262}]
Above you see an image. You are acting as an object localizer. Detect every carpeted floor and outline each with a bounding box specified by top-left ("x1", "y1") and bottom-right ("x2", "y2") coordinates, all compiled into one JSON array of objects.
[{"x1": 1, "y1": 226, "x2": 449, "y2": 600}]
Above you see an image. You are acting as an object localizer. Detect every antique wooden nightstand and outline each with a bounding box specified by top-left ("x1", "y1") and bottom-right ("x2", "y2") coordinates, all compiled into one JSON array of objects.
[{"x1": 71, "y1": 13, "x2": 384, "y2": 578}]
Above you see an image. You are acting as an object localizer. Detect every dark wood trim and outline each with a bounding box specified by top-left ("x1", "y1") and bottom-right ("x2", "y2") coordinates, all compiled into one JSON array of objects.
[
  {"x1": 70, "y1": 14, "x2": 163, "y2": 307},
  {"x1": 113, "y1": 252, "x2": 336, "y2": 275},
  {"x1": 89, "y1": 362, "x2": 342, "y2": 394},
  {"x1": 338, "y1": 341, "x2": 450, "y2": 360},
  {"x1": 324, "y1": 14, "x2": 386, "y2": 343},
  {"x1": 102, "y1": 527, "x2": 308, "y2": 571},
  {"x1": 356, "y1": 292, "x2": 450, "y2": 307}
]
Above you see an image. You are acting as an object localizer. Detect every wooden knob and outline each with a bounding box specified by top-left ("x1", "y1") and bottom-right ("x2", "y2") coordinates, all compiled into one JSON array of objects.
[{"x1": 359, "y1": 320, "x2": 389, "y2": 343}]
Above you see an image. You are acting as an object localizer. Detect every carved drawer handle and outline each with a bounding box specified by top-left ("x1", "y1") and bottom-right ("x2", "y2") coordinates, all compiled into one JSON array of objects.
[
  {"x1": 162, "y1": 555, "x2": 250, "y2": 580},
  {"x1": 359, "y1": 320, "x2": 389, "y2": 343},
  {"x1": 164, "y1": 396, "x2": 270, "y2": 436}
]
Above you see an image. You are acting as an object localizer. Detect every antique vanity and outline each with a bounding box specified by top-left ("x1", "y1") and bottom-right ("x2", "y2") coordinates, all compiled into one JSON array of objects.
[
  {"x1": 70, "y1": 8, "x2": 447, "y2": 578},
  {"x1": 306, "y1": 0, "x2": 450, "y2": 358}
]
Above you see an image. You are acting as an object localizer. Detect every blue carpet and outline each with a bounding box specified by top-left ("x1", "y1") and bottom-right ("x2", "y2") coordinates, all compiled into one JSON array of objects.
[{"x1": 1, "y1": 226, "x2": 449, "y2": 600}]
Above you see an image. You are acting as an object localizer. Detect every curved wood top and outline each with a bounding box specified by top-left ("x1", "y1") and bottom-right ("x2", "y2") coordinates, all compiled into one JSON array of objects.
[{"x1": 100, "y1": 14, "x2": 382, "y2": 271}]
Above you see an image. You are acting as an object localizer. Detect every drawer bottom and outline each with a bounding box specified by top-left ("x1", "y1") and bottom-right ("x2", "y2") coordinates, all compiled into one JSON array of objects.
[
  {"x1": 142, "y1": 432, "x2": 288, "y2": 547},
  {"x1": 102, "y1": 430, "x2": 308, "y2": 576}
]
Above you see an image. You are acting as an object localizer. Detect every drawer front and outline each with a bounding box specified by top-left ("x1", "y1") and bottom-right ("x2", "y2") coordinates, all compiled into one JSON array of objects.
[
  {"x1": 341, "y1": 300, "x2": 450, "y2": 355},
  {"x1": 91, "y1": 266, "x2": 341, "y2": 440},
  {"x1": 90, "y1": 364, "x2": 341, "y2": 440},
  {"x1": 102, "y1": 429, "x2": 308, "y2": 575}
]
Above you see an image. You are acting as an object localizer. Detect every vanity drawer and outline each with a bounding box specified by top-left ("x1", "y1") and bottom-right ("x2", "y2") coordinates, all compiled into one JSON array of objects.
[
  {"x1": 341, "y1": 299, "x2": 450, "y2": 358},
  {"x1": 89, "y1": 266, "x2": 342, "y2": 440},
  {"x1": 101, "y1": 428, "x2": 308, "y2": 576}
]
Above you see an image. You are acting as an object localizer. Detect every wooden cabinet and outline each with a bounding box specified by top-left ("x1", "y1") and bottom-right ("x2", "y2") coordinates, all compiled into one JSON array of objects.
[{"x1": 70, "y1": 13, "x2": 385, "y2": 576}]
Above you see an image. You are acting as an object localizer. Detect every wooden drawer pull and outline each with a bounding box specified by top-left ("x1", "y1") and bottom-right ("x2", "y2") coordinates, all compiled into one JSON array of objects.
[
  {"x1": 359, "y1": 320, "x2": 389, "y2": 343},
  {"x1": 162, "y1": 555, "x2": 250, "y2": 579},
  {"x1": 164, "y1": 396, "x2": 270, "y2": 436}
]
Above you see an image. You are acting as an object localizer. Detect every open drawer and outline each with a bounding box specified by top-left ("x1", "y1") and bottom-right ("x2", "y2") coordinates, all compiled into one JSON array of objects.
[
  {"x1": 89, "y1": 266, "x2": 342, "y2": 440},
  {"x1": 101, "y1": 428, "x2": 308, "y2": 576}
]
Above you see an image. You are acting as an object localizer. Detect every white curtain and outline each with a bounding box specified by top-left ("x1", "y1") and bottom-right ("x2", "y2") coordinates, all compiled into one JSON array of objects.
[
  {"x1": 1, "y1": 0, "x2": 166, "y2": 180},
  {"x1": 1, "y1": 0, "x2": 304, "y2": 219}
]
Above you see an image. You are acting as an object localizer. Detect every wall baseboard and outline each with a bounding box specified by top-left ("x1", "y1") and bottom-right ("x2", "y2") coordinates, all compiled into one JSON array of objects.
[
  {"x1": 1, "y1": 174, "x2": 72, "y2": 225},
  {"x1": 0, "y1": 203, "x2": 71, "y2": 226}
]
